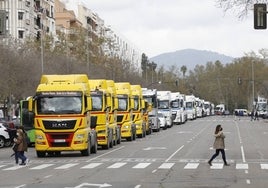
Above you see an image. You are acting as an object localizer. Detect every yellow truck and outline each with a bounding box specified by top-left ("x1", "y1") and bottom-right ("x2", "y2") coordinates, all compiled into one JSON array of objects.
[
  {"x1": 106, "y1": 80, "x2": 121, "y2": 145},
  {"x1": 142, "y1": 99, "x2": 152, "y2": 135},
  {"x1": 23, "y1": 74, "x2": 97, "y2": 157},
  {"x1": 131, "y1": 85, "x2": 146, "y2": 138},
  {"x1": 88, "y1": 79, "x2": 113, "y2": 149},
  {"x1": 115, "y1": 82, "x2": 136, "y2": 141}
]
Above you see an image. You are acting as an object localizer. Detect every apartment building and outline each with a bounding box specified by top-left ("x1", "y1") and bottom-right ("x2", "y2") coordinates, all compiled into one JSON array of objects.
[
  {"x1": 61, "y1": 0, "x2": 141, "y2": 70},
  {"x1": 0, "y1": 0, "x2": 55, "y2": 41},
  {"x1": 0, "y1": 0, "x2": 141, "y2": 70}
]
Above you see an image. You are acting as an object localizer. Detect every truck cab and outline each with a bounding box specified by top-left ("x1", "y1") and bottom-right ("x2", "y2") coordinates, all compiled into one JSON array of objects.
[
  {"x1": 115, "y1": 82, "x2": 136, "y2": 141},
  {"x1": 131, "y1": 85, "x2": 146, "y2": 138},
  {"x1": 24, "y1": 74, "x2": 98, "y2": 157},
  {"x1": 88, "y1": 79, "x2": 113, "y2": 149}
]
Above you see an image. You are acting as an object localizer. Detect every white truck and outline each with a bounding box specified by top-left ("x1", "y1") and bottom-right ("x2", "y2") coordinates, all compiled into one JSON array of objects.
[
  {"x1": 157, "y1": 91, "x2": 173, "y2": 128},
  {"x1": 195, "y1": 97, "x2": 204, "y2": 118},
  {"x1": 142, "y1": 88, "x2": 160, "y2": 132},
  {"x1": 170, "y1": 92, "x2": 186, "y2": 124},
  {"x1": 215, "y1": 104, "x2": 225, "y2": 115},
  {"x1": 204, "y1": 101, "x2": 212, "y2": 116},
  {"x1": 256, "y1": 96, "x2": 267, "y2": 118},
  {"x1": 185, "y1": 95, "x2": 197, "y2": 120}
]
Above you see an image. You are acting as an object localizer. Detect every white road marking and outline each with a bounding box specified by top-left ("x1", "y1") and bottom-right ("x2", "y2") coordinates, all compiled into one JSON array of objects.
[
  {"x1": 86, "y1": 146, "x2": 125, "y2": 162},
  {"x1": 165, "y1": 145, "x2": 184, "y2": 162},
  {"x1": 260, "y1": 164, "x2": 268, "y2": 169},
  {"x1": 54, "y1": 163, "x2": 79, "y2": 169},
  {"x1": 236, "y1": 163, "x2": 248, "y2": 169},
  {"x1": 241, "y1": 146, "x2": 246, "y2": 163},
  {"x1": 246, "y1": 179, "x2": 251, "y2": 184},
  {"x1": 210, "y1": 163, "x2": 223, "y2": 169},
  {"x1": 107, "y1": 162, "x2": 127, "y2": 169},
  {"x1": 184, "y1": 163, "x2": 199, "y2": 169},
  {"x1": 0, "y1": 165, "x2": 6, "y2": 168},
  {"x1": 81, "y1": 163, "x2": 103, "y2": 169},
  {"x1": 3, "y1": 165, "x2": 25, "y2": 170},
  {"x1": 30, "y1": 164, "x2": 54, "y2": 170},
  {"x1": 132, "y1": 163, "x2": 151, "y2": 169},
  {"x1": 158, "y1": 163, "x2": 175, "y2": 169}
]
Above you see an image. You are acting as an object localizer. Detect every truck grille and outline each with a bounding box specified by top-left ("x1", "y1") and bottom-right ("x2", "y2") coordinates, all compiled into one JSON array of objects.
[{"x1": 43, "y1": 120, "x2": 76, "y2": 130}]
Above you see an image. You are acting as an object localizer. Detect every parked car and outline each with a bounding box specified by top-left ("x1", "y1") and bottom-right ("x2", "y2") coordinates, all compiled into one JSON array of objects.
[
  {"x1": 0, "y1": 123, "x2": 12, "y2": 148},
  {"x1": 158, "y1": 112, "x2": 167, "y2": 130}
]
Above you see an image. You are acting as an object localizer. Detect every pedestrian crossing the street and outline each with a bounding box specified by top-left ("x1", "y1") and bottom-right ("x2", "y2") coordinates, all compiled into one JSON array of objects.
[{"x1": 1, "y1": 161, "x2": 268, "y2": 171}]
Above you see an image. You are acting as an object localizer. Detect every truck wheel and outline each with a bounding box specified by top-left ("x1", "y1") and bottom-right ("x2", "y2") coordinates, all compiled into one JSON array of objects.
[
  {"x1": 109, "y1": 131, "x2": 113, "y2": 148},
  {"x1": 0, "y1": 137, "x2": 5, "y2": 148},
  {"x1": 117, "y1": 129, "x2": 121, "y2": 144},
  {"x1": 91, "y1": 139, "x2": 97, "y2": 154},
  {"x1": 81, "y1": 143, "x2": 90, "y2": 156},
  {"x1": 36, "y1": 151, "x2": 46, "y2": 158}
]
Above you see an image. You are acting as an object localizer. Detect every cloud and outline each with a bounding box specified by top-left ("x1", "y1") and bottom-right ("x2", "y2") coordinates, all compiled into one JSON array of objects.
[{"x1": 78, "y1": 0, "x2": 268, "y2": 58}]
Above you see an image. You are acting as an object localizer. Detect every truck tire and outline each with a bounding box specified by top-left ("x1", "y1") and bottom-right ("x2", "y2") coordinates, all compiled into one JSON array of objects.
[
  {"x1": 0, "y1": 137, "x2": 5, "y2": 148},
  {"x1": 91, "y1": 138, "x2": 97, "y2": 154},
  {"x1": 81, "y1": 142, "x2": 90, "y2": 156},
  {"x1": 36, "y1": 151, "x2": 46, "y2": 158}
]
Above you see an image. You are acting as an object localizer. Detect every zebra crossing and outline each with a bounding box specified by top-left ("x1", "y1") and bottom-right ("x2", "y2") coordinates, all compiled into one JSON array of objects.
[{"x1": 1, "y1": 161, "x2": 268, "y2": 171}]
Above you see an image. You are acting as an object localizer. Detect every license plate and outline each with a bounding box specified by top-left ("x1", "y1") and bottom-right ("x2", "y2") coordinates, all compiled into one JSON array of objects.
[{"x1": 54, "y1": 139, "x2": 65, "y2": 143}]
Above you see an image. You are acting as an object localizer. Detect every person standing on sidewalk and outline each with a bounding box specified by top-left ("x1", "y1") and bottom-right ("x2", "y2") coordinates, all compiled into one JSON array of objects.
[{"x1": 208, "y1": 124, "x2": 229, "y2": 166}]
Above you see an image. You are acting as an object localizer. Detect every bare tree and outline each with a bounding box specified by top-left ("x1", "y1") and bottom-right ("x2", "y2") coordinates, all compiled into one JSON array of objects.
[{"x1": 216, "y1": 0, "x2": 268, "y2": 18}]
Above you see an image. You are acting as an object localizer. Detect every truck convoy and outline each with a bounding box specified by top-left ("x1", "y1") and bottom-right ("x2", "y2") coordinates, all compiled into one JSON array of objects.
[
  {"x1": 115, "y1": 82, "x2": 136, "y2": 141},
  {"x1": 17, "y1": 74, "x2": 215, "y2": 157},
  {"x1": 22, "y1": 74, "x2": 98, "y2": 157},
  {"x1": 142, "y1": 88, "x2": 159, "y2": 132}
]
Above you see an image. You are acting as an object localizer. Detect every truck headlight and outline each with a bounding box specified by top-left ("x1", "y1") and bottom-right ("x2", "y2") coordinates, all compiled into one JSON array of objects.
[
  {"x1": 76, "y1": 134, "x2": 85, "y2": 139},
  {"x1": 36, "y1": 135, "x2": 44, "y2": 140},
  {"x1": 123, "y1": 125, "x2": 129, "y2": 129}
]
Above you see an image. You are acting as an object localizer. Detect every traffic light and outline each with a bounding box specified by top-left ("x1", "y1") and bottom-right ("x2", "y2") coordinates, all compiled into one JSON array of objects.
[{"x1": 254, "y1": 4, "x2": 267, "y2": 29}]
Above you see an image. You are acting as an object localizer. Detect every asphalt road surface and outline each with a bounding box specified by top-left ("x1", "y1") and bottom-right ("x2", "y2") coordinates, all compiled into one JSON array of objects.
[{"x1": 0, "y1": 115, "x2": 268, "y2": 188}]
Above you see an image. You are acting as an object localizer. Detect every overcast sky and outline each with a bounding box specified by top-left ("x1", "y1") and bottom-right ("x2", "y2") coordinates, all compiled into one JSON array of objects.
[{"x1": 64, "y1": 0, "x2": 267, "y2": 58}]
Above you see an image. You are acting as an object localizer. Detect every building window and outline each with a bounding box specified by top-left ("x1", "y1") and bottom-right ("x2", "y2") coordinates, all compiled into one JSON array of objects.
[
  {"x1": 18, "y1": 30, "x2": 24, "y2": 39},
  {"x1": 18, "y1": 12, "x2": 23, "y2": 20}
]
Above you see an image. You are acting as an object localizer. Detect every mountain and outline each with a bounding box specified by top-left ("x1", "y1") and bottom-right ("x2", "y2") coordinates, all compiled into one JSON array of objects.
[{"x1": 149, "y1": 49, "x2": 234, "y2": 70}]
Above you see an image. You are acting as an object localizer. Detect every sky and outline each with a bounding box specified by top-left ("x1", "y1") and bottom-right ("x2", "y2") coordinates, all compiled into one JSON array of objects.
[{"x1": 63, "y1": 0, "x2": 268, "y2": 58}]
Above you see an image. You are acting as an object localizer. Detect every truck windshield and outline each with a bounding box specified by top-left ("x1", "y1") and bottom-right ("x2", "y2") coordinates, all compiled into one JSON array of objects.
[
  {"x1": 186, "y1": 102, "x2": 193, "y2": 109},
  {"x1": 158, "y1": 101, "x2": 169, "y2": 109},
  {"x1": 37, "y1": 96, "x2": 82, "y2": 114},
  {"x1": 133, "y1": 98, "x2": 139, "y2": 110},
  {"x1": 171, "y1": 101, "x2": 179, "y2": 108},
  {"x1": 118, "y1": 98, "x2": 128, "y2": 111},
  {"x1": 91, "y1": 95, "x2": 103, "y2": 111}
]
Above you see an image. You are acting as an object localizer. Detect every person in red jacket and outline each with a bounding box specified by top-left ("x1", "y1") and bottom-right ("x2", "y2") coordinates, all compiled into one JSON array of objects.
[{"x1": 208, "y1": 124, "x2": 229, "y2": 166}]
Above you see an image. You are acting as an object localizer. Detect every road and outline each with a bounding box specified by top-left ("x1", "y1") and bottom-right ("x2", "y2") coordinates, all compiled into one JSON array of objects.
[{"x1": 0, "y1": 115, "x2": 268, "y2": 188}]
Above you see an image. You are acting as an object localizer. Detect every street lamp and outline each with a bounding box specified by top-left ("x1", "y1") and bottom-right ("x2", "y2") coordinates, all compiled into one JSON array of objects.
[
  {"x1": 252, "y1": 60, "x2": 255, "y2": 108},
  {"x1": 38, "y1": 12, "x2": 44, "y2": 74}
]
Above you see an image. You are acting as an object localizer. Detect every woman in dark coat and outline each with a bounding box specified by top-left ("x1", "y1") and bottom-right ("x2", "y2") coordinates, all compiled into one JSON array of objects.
[{"x1": 208, "y1": 124, "x2": 229, "y2": 166}]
